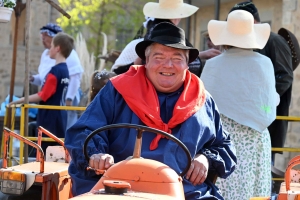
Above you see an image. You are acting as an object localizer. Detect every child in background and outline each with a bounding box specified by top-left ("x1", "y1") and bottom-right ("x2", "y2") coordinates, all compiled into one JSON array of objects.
[
  {"x1": 89, "y1": 70, "x2": 116, "y2": 103},
  {"x1": 10, "y1": 32, "x2": 73, "y2": 153}
]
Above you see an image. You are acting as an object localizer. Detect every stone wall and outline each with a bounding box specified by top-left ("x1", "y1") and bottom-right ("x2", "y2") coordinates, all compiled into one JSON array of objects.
[{"x1": 0, "y1": 0, "x2": 60, "y2": 101}]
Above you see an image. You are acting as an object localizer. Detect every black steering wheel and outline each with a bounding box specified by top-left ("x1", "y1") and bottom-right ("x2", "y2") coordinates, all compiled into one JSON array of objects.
[{"x1": 83, "y1": 123, "x2": 192, "y2": 177}]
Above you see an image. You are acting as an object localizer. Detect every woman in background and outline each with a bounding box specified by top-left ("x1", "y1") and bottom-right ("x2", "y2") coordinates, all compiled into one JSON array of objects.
[{"x1": 201, "y1": 10, "x2": 279, "y2": 200}]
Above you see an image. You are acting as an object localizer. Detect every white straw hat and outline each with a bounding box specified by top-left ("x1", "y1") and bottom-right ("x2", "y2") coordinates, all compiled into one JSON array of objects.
[
  {"x1": 143, "y1": 0, "x2": 199, "y2": 19},
  {"x1": 208, "y1": 10, "x2": 270, "y2": 49}
]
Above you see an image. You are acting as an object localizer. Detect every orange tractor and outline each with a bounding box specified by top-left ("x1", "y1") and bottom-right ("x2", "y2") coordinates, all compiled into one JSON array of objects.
[
  {"x1": 0, "y1": 126, "x2": 71, "y2": 200},
  {"x1": 0, "y1": 123, "x2": 193, "y2": 200},
  {"x1": 69, "y1": 124, "x2": 193, "y2": 200}
]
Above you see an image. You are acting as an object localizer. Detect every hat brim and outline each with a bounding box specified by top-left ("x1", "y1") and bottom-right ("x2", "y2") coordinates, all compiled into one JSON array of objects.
[
  {"x1": 143, "y1": 2, "x2": 198, "y2": 19},
  {"x1": 135, "y1": 40, "x2": 199, "y2": 64},
  {"x1": 278, "y1": 28, "x2": 300, "y2": 70},
  {"x1": 208, "y1": 20, "x2": 270, "y2": 49}
]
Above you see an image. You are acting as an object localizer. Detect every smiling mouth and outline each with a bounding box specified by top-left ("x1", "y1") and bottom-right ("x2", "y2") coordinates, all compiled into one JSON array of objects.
[{"x1": 159, "y1": 72, "x2": 174, "y2": 76}]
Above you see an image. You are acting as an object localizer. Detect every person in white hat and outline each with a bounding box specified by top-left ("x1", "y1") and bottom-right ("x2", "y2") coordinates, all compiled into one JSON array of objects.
[
  {"x1": 143, "y1": 0, "x2": 198, "y2": 20},
  {"x1": 229, "y1": 4, "x2": 293, "y2": 194},
  {"x1": 111, "y1": 0, "x2": 221, "y2": 77},
  {"x1": 201, "y1": 10, "x2": 279, "y2": 200}
]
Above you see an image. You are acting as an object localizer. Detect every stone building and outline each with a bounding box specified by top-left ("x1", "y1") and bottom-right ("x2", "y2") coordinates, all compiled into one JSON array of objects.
[
  {"x1": 0, "y1": 0, "x2": 299, "y2": 171},
  {"x1": 0, "y1": 0, "x2": 60, "y2": 101}
]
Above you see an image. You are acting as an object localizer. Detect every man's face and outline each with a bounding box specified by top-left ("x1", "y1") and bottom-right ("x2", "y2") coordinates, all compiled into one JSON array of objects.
[
  {"x1": 41, "y1": 32, "x2": 53, "y2": 49},
  {"x1": 145, "y1": 43, "x2": 188, "y2": 93}
]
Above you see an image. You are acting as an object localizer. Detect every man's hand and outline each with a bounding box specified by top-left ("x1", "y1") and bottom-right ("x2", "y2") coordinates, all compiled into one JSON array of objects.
[
  {"x1": 89, "y1": 153, "x2": 114, "y2": 175},
  {"x1": 185, "y1": 154, "x2": 209, "y2": 186},
  {"x1": 8, "y1": 98, "x2": 24, "y2": 107},
  {"x1": 8, "y1": 101, "x2": 16, "y2": 107},
  {"x1": 199, "y1": 49, "x2": 221, "y2": 60}
]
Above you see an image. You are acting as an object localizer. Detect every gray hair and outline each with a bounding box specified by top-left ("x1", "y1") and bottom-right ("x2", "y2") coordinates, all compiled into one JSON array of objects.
[{"x1": 145, "y1": 43, "x2": 189, "y2": 62}]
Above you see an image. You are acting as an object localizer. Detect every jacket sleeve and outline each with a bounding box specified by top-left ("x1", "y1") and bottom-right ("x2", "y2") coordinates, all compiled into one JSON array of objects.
[
  {"x1": 31, "y1": 74, "x2": 42, "y2": 86},
  {"x1": 66, "y1": 73, "x2": 81, "y2": 100},
  {"x1": 65, "y1": 82, "x2": 115, "y2": 177},
  {"x1": 198, "y1": 94, "x2": 237, "y2": 179},
  {"x1": 267, "y1": 33, "x2": 293, "y2": 96}
]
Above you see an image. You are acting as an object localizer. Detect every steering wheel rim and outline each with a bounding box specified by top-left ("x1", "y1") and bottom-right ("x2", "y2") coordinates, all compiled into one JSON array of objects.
[{"x1": 83, "y1": 123, "x2": 192, "y2": 177}]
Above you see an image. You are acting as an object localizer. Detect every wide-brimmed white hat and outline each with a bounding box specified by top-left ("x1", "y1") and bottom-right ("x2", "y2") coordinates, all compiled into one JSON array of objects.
[
  {"x1": 143, "y1": 0, "x2": 199, "y2": 19},
  {"x1": 208, "y1": 10, "x2": 270, "y2": 49}
]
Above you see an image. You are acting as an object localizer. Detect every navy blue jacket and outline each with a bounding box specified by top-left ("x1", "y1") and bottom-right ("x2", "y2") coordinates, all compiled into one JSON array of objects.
[
  {"x1": 65, "y1": 81, "x2": 236, "y2": 199},
  {"x1": 37, "y1": 63, "x2": 69, "y2": 139}
]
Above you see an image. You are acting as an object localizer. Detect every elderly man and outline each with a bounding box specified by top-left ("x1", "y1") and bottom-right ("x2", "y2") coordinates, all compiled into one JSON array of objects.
[
  {"x1": 65, "y1": 22, "x2": 236, "y2": 200},
  {"x1": 30, "y1": 23, "x2": 84, "y2": 129}
]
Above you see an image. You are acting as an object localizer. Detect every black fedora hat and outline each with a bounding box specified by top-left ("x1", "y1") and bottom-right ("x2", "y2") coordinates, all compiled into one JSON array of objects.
[
  {"x1": 135, "y1": 22, "x2": 199, "y2": 63},
  {"x1": 278, "y1": 28, "x2": 300, "y2": 70}
]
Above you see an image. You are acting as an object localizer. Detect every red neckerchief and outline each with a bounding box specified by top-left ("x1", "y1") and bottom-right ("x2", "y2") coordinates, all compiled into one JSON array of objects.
[{"x1": 111, "y1": 66, "x2": 206, "y2": 150}]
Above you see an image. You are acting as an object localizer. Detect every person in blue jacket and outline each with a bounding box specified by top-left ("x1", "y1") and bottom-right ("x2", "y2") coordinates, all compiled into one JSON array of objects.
[{"x1": 65, "y1": 22, "x2": 237, "y2": 200}]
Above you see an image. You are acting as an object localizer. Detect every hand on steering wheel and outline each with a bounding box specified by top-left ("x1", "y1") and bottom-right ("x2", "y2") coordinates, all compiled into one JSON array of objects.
[
  {"x1": 83, "y1": 123, "x2": 192, "y2": 177},
  {"x1": 89, "y1": 153, "x2": 114, "y2": 175}
]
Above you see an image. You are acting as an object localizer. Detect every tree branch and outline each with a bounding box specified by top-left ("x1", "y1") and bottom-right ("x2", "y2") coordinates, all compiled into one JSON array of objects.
[{"x1": 44, "y1": 0, "x2": 71, "y2": 19}]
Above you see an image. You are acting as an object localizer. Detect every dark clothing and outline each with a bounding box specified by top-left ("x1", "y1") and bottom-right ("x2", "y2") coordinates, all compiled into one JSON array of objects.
[
  {"x1": 113, "y1": 62, "x2": 133, "y2": 75},
  {"x1": 268, "y1": 86, "x2": 292, "y2": 150},
  {"x1": 257, "y1": 32, "x2": 293, "y2": 151},
  {"x1": 37, "y1": 63, "x2": 69, "y2": 152},
  {"x1": 188, "y1": 57, "x2": 202, "y2": 76},
  {"x1": 258, "y1": 32, "x2": 293, "y2": 96},
  {"x1": 185, "y1": 39, "x2": 203, "y2": 77}
]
